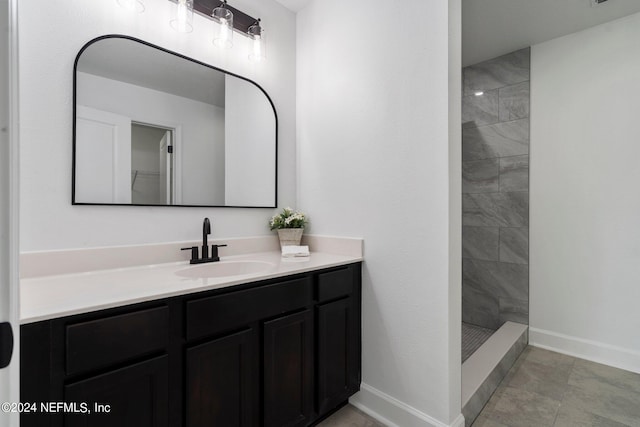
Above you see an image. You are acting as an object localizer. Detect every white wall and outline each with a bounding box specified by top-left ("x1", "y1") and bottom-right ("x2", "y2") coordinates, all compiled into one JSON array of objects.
[
  {"x1": 530, "y1": 12, "x2": 640, "y2": 372},
  {"x1": 224, "y1": 75, "x2": 276, "y2": 207},
  {"x1": 297, "y1": 0, "x2": 462, "y2": 425},
  {"x1": 19, "y1": 0, "x2": 296, "y2": 251},
  {"x1": 78, "y1": 72, "x2": 226, "y2": 205}
]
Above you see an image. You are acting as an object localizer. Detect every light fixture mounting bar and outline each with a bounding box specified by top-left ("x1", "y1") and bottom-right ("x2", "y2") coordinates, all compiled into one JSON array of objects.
[{"x1": 192, "y1": 0, "x2": 259, "y2": 34}]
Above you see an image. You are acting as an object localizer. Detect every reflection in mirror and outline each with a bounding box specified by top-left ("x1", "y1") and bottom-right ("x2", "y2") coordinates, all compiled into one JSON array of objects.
[
  {"x1": 131, "y1": 123, "x2": 173, "y2": 205},
  {"x1": 73, "y1": 35, "x2": 277, "y2": 207}
]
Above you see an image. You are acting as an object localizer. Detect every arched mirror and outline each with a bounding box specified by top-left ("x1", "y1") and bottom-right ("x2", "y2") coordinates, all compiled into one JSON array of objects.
[{"x1": 73, "y1": 35, "x2": 277, "y2": 207}]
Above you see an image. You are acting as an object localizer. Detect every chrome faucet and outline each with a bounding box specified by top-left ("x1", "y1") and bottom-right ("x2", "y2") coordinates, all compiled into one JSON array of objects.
[{"x1": 181, "y1": 217, "x2": 227, "y2": 264}]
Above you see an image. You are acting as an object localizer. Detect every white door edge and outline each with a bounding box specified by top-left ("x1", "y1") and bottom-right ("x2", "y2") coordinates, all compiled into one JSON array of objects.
[{"x1": 1, "y1": 0, "x2": 20, "y2": 425}]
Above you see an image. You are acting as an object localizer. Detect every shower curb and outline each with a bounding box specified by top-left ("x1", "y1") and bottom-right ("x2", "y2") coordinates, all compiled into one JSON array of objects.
[{"x1": 461, "y1": 322, "x2": 528, "y2": 426}]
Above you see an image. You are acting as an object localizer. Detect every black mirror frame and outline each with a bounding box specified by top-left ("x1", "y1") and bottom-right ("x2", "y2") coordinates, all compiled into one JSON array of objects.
[{"x1": 72, "y1": 34, "x2": 278, "y2": 208}]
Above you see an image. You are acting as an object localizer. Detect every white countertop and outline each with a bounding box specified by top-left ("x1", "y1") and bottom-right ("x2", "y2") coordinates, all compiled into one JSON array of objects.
[{"x1": 21, "y1": 251, "x2": 362, "y2": 324}]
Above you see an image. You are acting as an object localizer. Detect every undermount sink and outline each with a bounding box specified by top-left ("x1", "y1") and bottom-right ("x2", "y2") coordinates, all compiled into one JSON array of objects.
[{"x1": 176, "y1": 260, "x2": 275, "y2": 279}]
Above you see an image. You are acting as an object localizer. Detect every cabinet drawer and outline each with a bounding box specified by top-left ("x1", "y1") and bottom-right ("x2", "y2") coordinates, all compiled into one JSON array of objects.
[
  {"x1": 316, "y1": 267, "x2": 353, "y2": 303},
  {"x1": 66, "y1": 306, "x2": 169, "y2": 376},
  {"x1": 186, "y1": 277, "x2": 312, "y2": 341}
]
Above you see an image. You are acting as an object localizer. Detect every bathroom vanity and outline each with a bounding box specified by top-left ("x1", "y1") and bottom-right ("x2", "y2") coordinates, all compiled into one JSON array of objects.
[{"x1": 19, "y1": 246, "x2": 362, "y2": 427}]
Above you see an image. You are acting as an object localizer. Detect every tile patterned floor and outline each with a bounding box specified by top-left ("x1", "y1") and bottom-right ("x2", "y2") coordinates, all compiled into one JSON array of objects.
[
  {"x1": 472, "y1": 346, "x2": 640, "y2": 427},
  {"x1": 319, "y1": 347, "x2": 640, "y2": 427}
]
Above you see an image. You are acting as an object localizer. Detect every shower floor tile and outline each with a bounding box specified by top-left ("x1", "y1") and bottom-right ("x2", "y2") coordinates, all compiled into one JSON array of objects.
[{"x1": 463, "y1": 322, "x2": 496, "y2": 363}]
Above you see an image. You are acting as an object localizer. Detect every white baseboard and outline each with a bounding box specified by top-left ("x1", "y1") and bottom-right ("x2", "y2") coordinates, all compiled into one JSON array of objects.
[
  {"x1": 450, "y1": 414, "x2": 465, "y2": 427},
  {"x1": 349, "y1": 383, "x2": 465, "y2": 427},
  {"x1": 529, "y1": 327, "x2": 640, "y2": 374}
]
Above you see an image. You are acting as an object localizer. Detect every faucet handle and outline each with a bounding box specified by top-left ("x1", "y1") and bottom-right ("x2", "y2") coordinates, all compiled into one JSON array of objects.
[
  {"x1": 181, "y1": 246, "x2": 199, "y2": 263},
  {"x1": 209, "y1": 244, "x2": 227, "y2": 261}
]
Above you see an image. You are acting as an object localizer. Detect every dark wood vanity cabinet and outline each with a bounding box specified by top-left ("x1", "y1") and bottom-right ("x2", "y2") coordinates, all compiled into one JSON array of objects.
[
  {"x1": 263, "y1": 309, "x2": 314, "y2": 427},
  {"x1": 21, "y1": 262, "x2": 361, "y2": 427},
  {"x1": 64, "y1": 355, "x2": 170, "y2": 427},
  {"x1": 185, "y1": 328, "x2": 258, "y2": 427}
]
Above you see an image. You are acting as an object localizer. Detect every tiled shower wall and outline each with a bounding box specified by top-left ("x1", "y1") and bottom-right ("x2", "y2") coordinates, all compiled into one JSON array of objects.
[{"x1": 461, "y1": 48, "x2": 530, "y2": 330}]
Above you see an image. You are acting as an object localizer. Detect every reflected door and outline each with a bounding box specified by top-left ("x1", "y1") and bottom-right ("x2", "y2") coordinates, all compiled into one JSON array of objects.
[
  {"x1": 131, "y1": 123, "x2": 173, "y2": 205},
  {"x1": 76, "y1": 106, "x2": 132, "y2": 204},
  {"x1": 158, "y1": 131, "x2": 172, "y2": 205}
]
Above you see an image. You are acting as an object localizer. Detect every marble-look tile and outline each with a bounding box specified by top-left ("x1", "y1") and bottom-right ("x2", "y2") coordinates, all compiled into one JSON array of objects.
[
  {"x1": 463, "y1": 90, "x2": 500, "y2": 128},
  {"x1": 500, "y1": 155, "x2": 529, "y2": 192},
  {"x1": 318, "y1": 405, "x2": 385, "y2": 427},
  {"x1": 463, "y1": 226, "x2": 499, "y2": 261},
  {"x1": 521, "y1": 346, "x2": 575, "y2": 370},
  {"x1": 502, "y1": 358, "x2": 571, "y2": 401},
  {"x1": 553, "y1": 404, "x2": 630, "y2": 427},
  {"x1": 473, "y1": 346, "x2": 640, "y2": 427},
  {"x1": 464, "y1": 370, "x2": 506, "y2": 426},
  {"x1": 463, "y1": 282, "x2": 501, "y2": 330},
  {"x1": 512, "y1": 330, "x2": 529, "y2": 362},
  {"x1": 491, "y1": 330, "x2": 530, "y2": 388},
  {"x1": 463, "y1": 119, "x2": 529, "y2": 162},
  {"x1": 463, "y1": 192, "x2": 529, "y2": 227},
  {"x1": 553, "y1": 405, "x2": 629, "y2": 427},
  {"x1": 480, "y1": 387, "x2": 560, "y2": 427},
  {"x1": 499, "y1": 227, "x2": 528, "y2": 264},
  {"x1": 463, "y1": 159, "x2": 499, "y2": 194},
  {"x1": 559, "y1": 384, "x2": 640, "y2": 426},
  {"x1": 463, "y1": 259, "x2": 528, "y2": 301},
  {"x1": 499, "y1": 82, "x2": 530, "y2": 121},
  {"x1": 569, "y1": 358, "x2": 640, "y2": 395},
  {"x1": 503, "y1": 345, "x2": 528, "y2": 376},
  {"x1": 472, "y1": 413, "x2": 510, "y2": 427},
  {"x1": 499, "y1": 297, "x2": 528, "y2": 325},
  {"x1": 463, "y1": 48, "x2": 530, "y2": 97}
]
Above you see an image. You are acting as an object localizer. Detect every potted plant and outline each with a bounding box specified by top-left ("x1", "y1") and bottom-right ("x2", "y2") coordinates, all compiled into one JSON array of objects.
[{"x1": 269, "y1": 207, "x2": 308, "y2": 247}]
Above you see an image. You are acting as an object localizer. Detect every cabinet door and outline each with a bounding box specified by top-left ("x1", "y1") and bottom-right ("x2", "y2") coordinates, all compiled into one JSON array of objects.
[
  {"x1": 317, "y1": 298, "x2": 360, "y2": 414},
  {"x1": 64, "y1": 355, "x2": 169, "y2": 427},
  {"x1": 263, "y1": 310, "x2": 313, "y2": 427},
  {"x1": 185, "y1": 328, "x2": 258, "y2": 427}
]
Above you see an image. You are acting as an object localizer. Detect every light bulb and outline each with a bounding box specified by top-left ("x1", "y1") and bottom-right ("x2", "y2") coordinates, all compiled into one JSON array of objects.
[
  {"x1": 116, "y1": 0, "x2": 145, "y2": 13},
  {"x1": 212, "y1": 4, "x2": 234, "y2": 49},
  {"x1": 170, "y1": 0, "x2": 193, "y2": 33},
  {"x1": 248, "y1": 21, "x2": 266, "y2": 62},
  {"x1": 218, "y1": 20, "x2": 232, "y2": 46},
  {"x1": 251, "y1": 36, "x2": 262, "y2": 60}
]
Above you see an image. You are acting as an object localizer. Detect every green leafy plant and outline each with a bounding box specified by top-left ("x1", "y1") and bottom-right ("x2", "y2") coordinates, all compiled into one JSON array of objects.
[{"x1": 269, "y1": 207, "x2": 307, "y2": 230}]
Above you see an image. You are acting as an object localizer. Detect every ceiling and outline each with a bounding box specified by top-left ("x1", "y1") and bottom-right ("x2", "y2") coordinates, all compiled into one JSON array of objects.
[{"x1": 463, "y1": 0, "x2": 640, "y2": 66}]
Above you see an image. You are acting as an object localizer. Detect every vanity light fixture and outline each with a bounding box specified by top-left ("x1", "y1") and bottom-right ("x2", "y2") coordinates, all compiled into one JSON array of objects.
[
  {"x1": 212, "y1": 0, "x2": 234, "y2": 48},
  {"x1": 117, "y1": 0, "x2": 145, "y2": 13},
  {"x1": 170, "y1": 0, "x2": 194, "y2": 33},
  {"x1": 248, "y1": 19, "x2": 266, "y2": 62},
  {"x1": 168, "y1": 0, "x2": 267, "y2": 61},
  {"x1": 474, "y1": 91, "x2": 484, "y2": 96}
]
